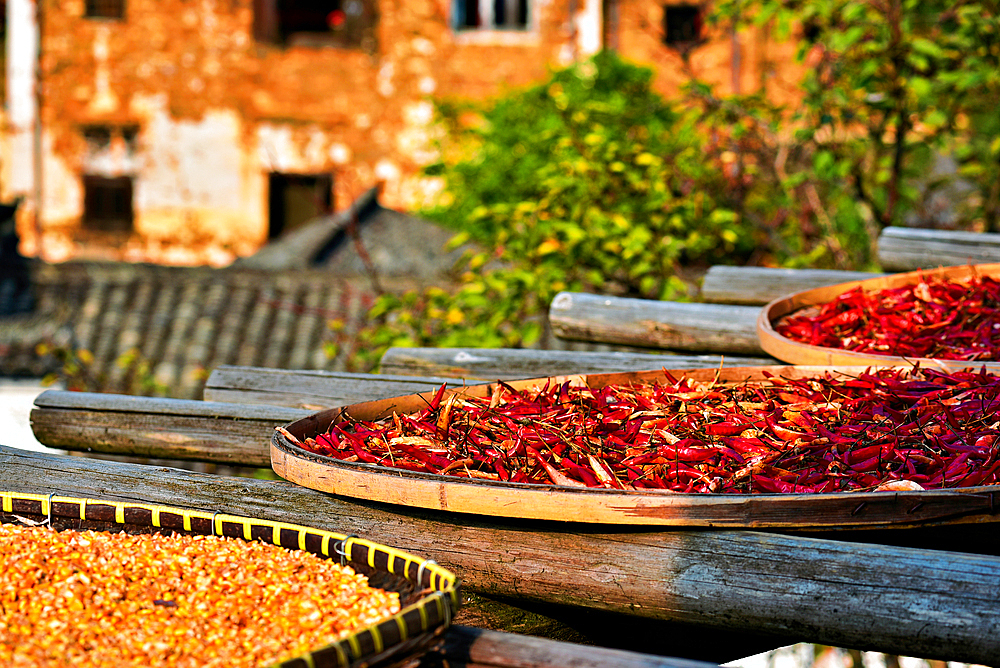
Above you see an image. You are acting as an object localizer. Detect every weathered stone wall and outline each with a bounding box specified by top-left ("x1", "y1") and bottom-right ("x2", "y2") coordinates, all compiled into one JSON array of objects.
[{"x1": 5, "y1": 0, "x2": 805, "y2": 264}]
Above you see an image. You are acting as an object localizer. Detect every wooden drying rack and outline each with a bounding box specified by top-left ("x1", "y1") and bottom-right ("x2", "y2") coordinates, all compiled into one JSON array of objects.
[{"x1": 16, "y1": 245, "x2": 1000, "y2": 667}]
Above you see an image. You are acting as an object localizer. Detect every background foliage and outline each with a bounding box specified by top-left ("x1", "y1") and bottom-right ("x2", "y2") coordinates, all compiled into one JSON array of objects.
[
  {"x1": 710, "y1": 0, "x2": 1000, "y2": 246},
  {"x1": 345, "y1": 2, "x2": 1000, "y2": 370}
]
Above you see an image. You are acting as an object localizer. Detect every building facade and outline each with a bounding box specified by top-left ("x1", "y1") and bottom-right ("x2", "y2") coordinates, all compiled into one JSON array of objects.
[{"x1": 1, "y1": 0, "x2": 802, "y2": 265}]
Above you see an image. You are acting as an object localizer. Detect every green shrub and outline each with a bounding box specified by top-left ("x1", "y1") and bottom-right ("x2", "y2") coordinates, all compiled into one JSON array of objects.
[{"x1": 346, "y1": 53, "x2": 755, "y2": 369}]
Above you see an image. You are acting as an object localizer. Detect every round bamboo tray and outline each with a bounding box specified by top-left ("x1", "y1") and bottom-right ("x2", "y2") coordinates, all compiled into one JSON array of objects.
[
  {"x1": 0, "y1": 491, "x2": 460, "y2": 668},
  {"x1": 270, "y1": 366, "x2": 1000, "y2": 529},
  {"x1": 757, "y1": 263, "x2": 1000, "y2": 370}
]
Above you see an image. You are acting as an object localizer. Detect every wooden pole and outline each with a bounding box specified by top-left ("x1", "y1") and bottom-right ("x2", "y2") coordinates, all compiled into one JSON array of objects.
[
  {"x1": 548, "y1": 292, "x2": 767, "y2": 354},
  {"x1": 375, "y1": 349, "x2": 773, "y2": 380},
  {"x1": 699, "y1": 266, "x2": 882, "y2": 305},
  {"x1": 877, "y1": 226, "x2": 1000, "y2": 271},
  {"x1": 435, "y1": 625, "x2": 722, "y2": 668},
  {"x1": 29, "y1": 390, "x2": 307, "y2": 466}
]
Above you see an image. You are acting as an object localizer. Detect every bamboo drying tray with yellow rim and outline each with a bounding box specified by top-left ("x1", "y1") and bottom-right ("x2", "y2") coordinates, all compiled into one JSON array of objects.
[
  {"x1": 757, "y1": 263, "x2": 1000, "y2": 369},
  {"x1": 270, "y1": 365, "x2": 1000, "y2": 529},
  {"x1": 0, "y1": 491, "x2": 460, "y2": 668}
]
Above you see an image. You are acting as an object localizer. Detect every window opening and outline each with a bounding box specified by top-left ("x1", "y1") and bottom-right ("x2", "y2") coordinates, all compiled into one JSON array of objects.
[
  {"x1": 268, "y1": 173, "x2": 333, "y2": 240},
  {"x1": 82, "y1": 125, "x2": 112, "y2": 152},
  {"x1": 85, "y1": 0, "x2": 125, "y2": 19},
  {"x1": 663, "y1": 4, "x2": 702, "y2": 47},
  {"x1": 455, "y1": 0, "x2": 528, "y2": 30},
  {"x1": 121, "y1": 125, "x2": 140, "y2": 150},
  {"x1": 80, "y1": 125, "x2": 139, "y2": 233},
  {"x1": 83, "y1": 176, "x2": 134, "y2": 232},
  {"x1": 254, "y1": 0, "x2": 377, "y2": 50}
]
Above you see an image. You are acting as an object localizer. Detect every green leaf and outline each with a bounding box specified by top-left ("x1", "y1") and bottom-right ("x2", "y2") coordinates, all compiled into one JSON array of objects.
[
  {"x1": 911, "y1": 37, "x2": 945, "y2": 59},
  {"x1": 813, "y1": 150, "x2": 835, "y2": 174},
  {"x1": 923, "y1": 109, "x2": 948, "y2": 129},
  {"x1": 908, "y1": 76, "x2": 932, "y2": 99}
]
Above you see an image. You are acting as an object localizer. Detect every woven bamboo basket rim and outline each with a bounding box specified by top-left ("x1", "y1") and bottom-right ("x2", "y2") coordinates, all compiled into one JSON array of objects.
[
  {"x1": 0, "y1": 490, "x2": 460, "y2": 668},
  {"x1": 757, "y1": 263, "x2": 1000, "y2": 369},
  {"x1": 271, "y1": 365, "x2": 1000, "y2": 529}
]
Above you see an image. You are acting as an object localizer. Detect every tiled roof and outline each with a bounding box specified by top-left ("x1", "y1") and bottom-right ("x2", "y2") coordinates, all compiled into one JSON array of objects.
[
  {"x1": 0, "y1": 260, "x2": 386, "y2": 399},
  {"x1": 0, "y1": 258, "x2": 618, "y2": 401}
]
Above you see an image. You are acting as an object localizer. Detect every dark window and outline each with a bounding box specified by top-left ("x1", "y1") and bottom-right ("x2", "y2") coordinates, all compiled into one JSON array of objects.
[
  {"x1": 663, "y1": 5, "x2": 702, "y2": 47},
  {"x1": 268, "y1": 173, "x2": 333, "y2": 239},
  {"x1": 254, "y1": 0, "x2": 378, "y2": 50},
  {"x1": 494, "y1": 0, "x2": 528, "y2": 28},
  {"x1": 83, "y1": 175, "x2": 133, "y2": 232},
  {"x1": 455, "y1": 0, "x2": 528, "y2": 30},
  {"x1": 82, "y1": 125, "x2": 112, "y2": 152},
  {"x1": 456, "y1": 0, "x2": 479, "y2": 28},
  {"x1": 85, "y1": 0, "x2": 125, "y2": 19},
  {"x1": 121, "y1": 125, "x2": 140, "y2": 149}
]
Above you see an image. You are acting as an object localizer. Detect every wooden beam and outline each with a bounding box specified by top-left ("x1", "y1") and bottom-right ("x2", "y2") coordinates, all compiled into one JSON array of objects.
[
  {"x1": 878, "y1": 226, "x2": 1000, "y2": 272},
  {"x1": 450, "y1": 595, "x2": 786, "y2": 663},
  {"x1": 548, "y1": 292, "x2": 769, "y2": 355},
  {"x1": 700, "y1": 266, "x2": 883, "y2": 305},
  {"x1": 204, "y1": 356, "x2": 775, "y2": 410},
  {"x1": 377, "y1": 348, "x2": 775, "y2": 380},
  {"x1": 29, "y1": 390, "x2": 308, "y2": 466},
  {"x1": 203, "y1": 365, "x2": 469, "y2": 408},
  {"x1": 4, "y1": 446, "x2": 998, "y2": 665},
  {"x1": 435, "y1": 625, "x2": 722, "y2": 668}
]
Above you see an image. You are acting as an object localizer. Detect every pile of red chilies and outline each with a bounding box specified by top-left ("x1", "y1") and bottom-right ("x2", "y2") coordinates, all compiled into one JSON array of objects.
[
  {"x1": 297, "y1": 366, "x2": 1000, "y2": 493},
  {"x1": 775, "y1": 273, "x2": 1000, "y2": 361}
]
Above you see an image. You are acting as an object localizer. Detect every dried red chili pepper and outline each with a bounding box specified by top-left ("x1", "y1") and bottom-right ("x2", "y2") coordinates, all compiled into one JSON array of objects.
[
  {"x1": 297, "y1": 366, "x2": 1000, "y2": 494},
  {"x1": 775, "y1": 270, "x2": 1000, "y2": 361}
]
